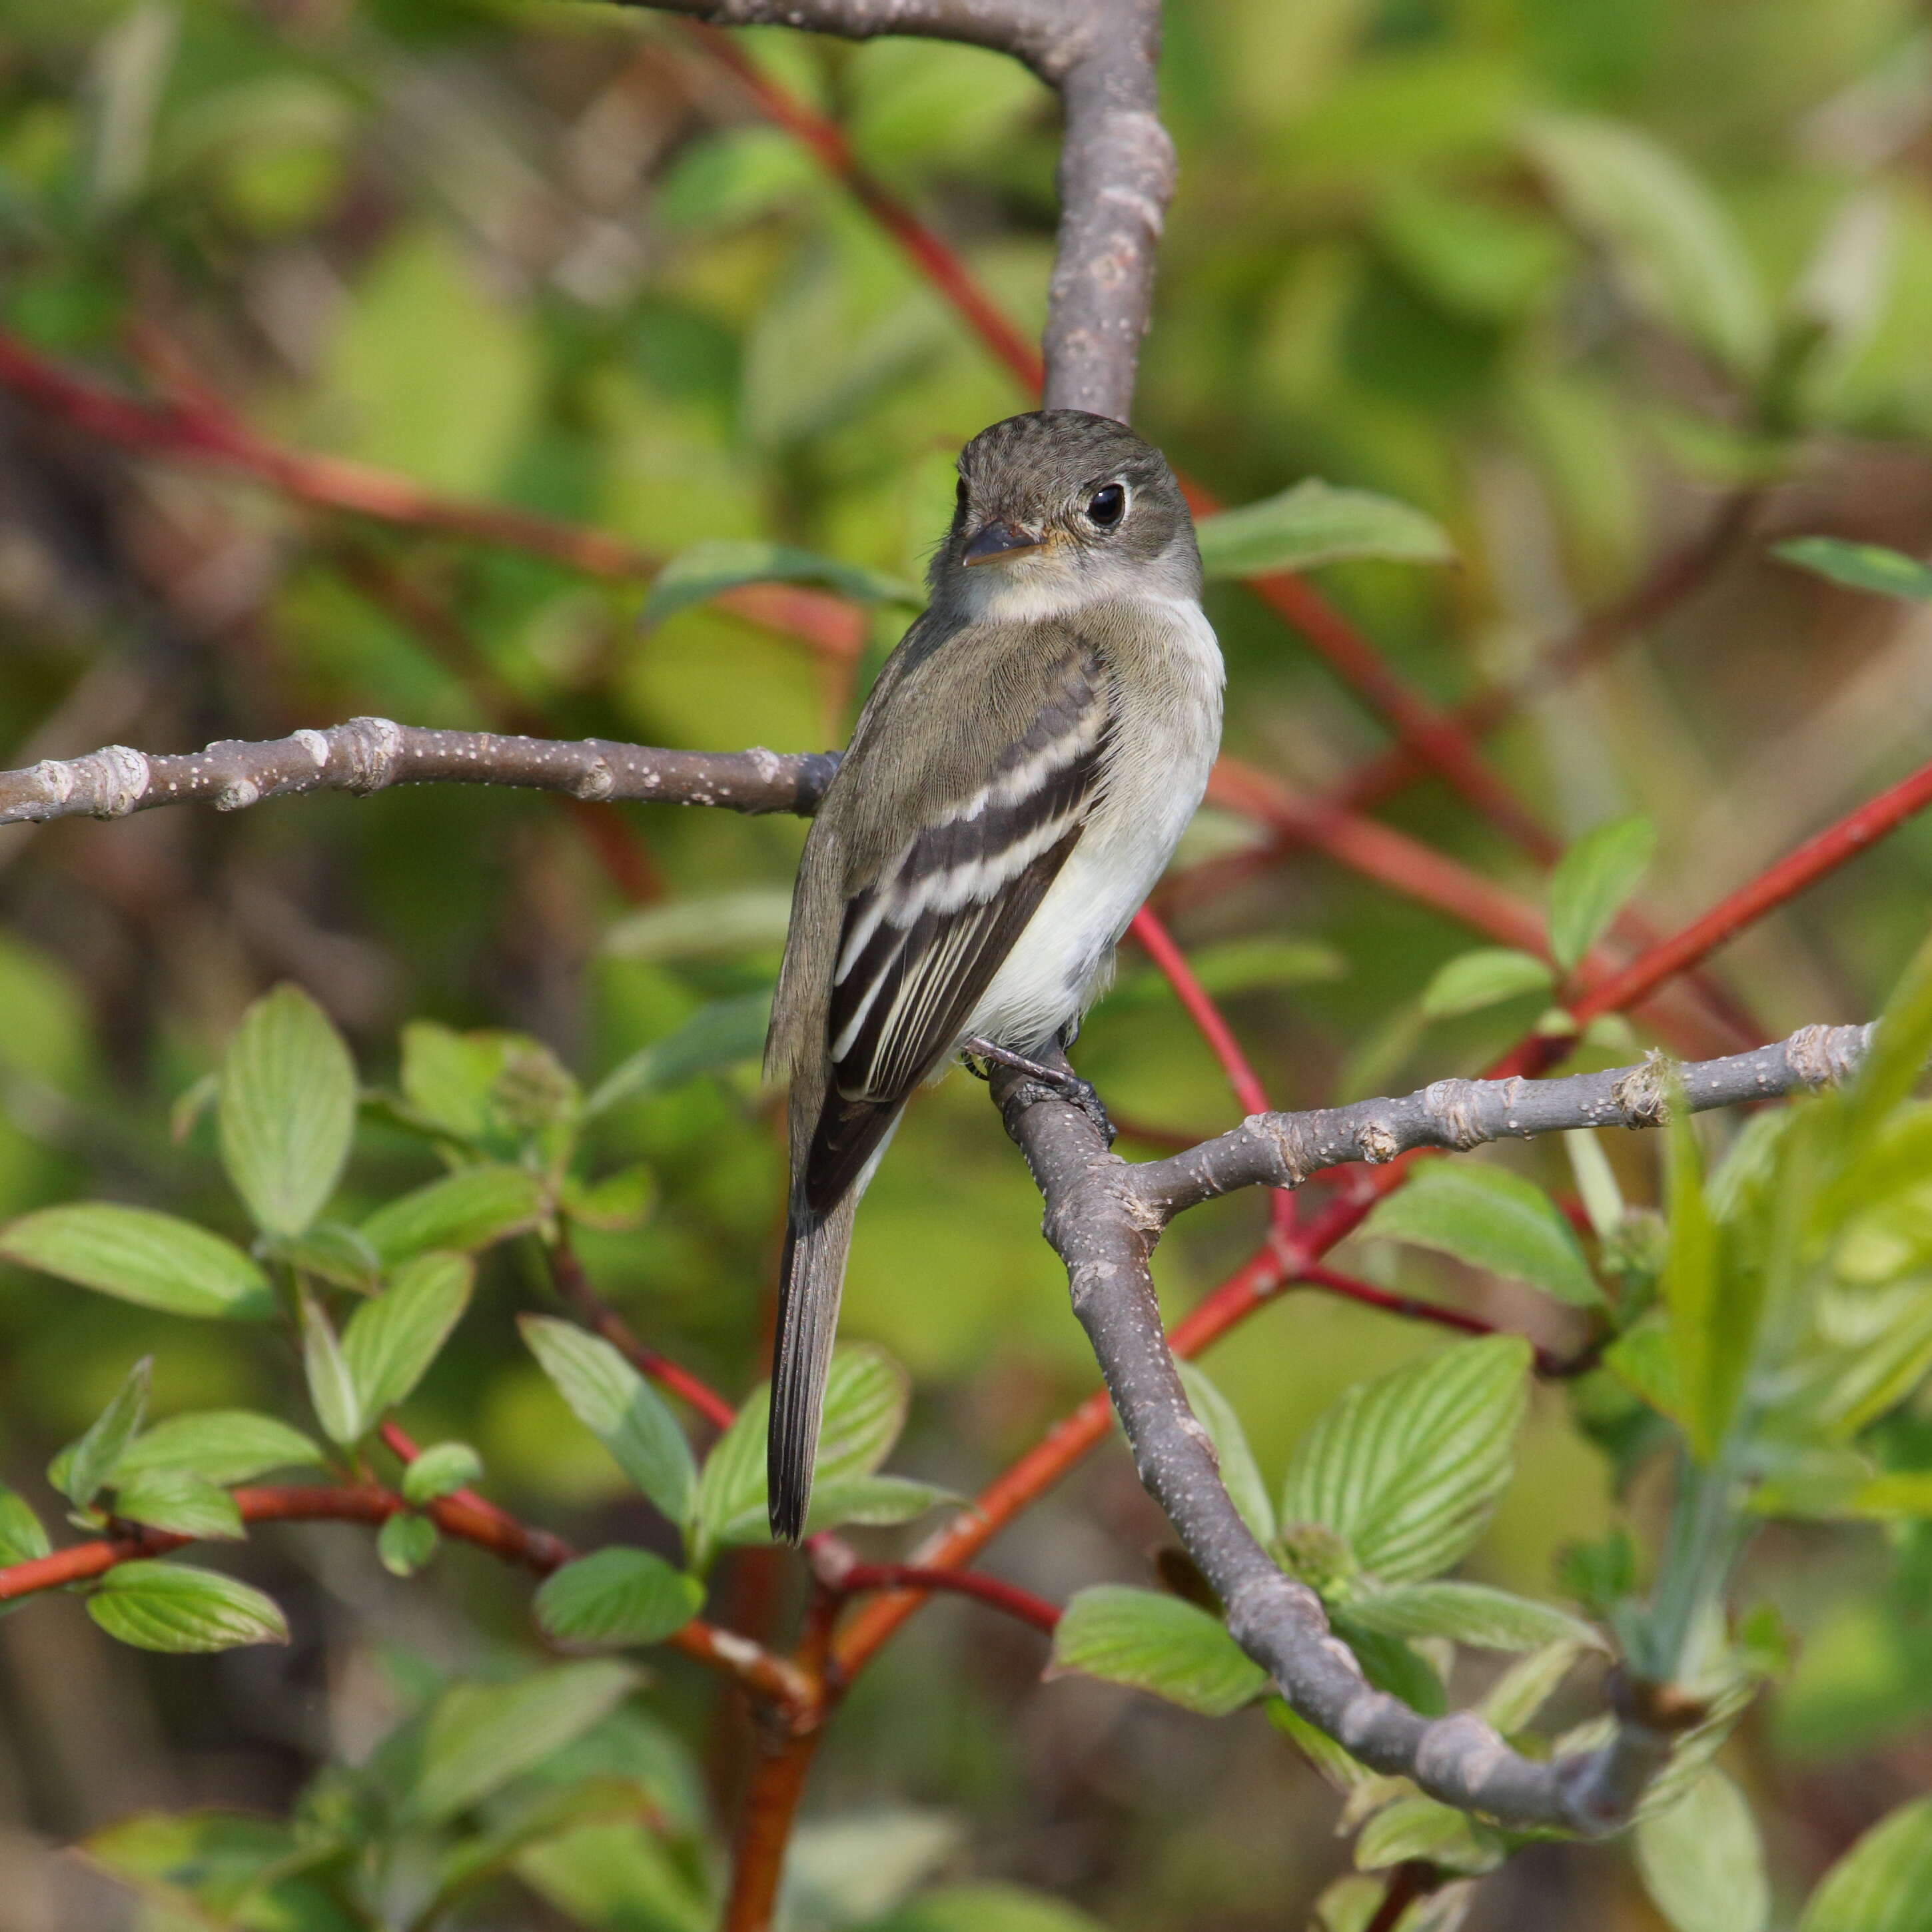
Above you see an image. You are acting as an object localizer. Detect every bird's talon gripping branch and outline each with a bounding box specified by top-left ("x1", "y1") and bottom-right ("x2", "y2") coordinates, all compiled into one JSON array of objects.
[
  {"x1": 1010, "y1": 1071, "x2": 1119, "y2": 1147},
  {"x1": 967, "y1": 1037, "x2": 1119, "y2": 1145}
]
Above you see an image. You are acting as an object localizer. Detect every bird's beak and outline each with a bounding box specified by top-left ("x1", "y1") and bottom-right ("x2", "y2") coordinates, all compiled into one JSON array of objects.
[{"x1": 962, "y1": 519, "x2": 1046, "y2": 566}]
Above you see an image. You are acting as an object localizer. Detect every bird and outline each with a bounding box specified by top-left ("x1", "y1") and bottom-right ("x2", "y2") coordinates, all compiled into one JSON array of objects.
[{"x1": 761, "y1": 409, "x2": 1224, "y2": 1540}]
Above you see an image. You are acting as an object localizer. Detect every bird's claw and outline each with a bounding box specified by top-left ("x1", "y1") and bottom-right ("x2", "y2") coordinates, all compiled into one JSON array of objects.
[
  {"x1": 962, "y1": 1037, "x2": 1115, "y2": 1145},
  {"x1": 1010, "y1": 1071, "x2": 1117, "y2": 1147}
]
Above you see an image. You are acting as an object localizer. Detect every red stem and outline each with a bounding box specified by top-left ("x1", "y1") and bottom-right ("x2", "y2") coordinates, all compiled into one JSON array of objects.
[
  {"x1": 680, "y1": 23, "x2": 1045, "y2": 395},
  {"x1": 1556, "y1": 753, "x2": 1932, "y2": 1045},
  {"x1": 0, "y1": 1480, "x2": 813, "y2": 1707},
  {"x1": 1295, "y1": 1264, "x2": 1580, "y2": 1377},
  {"x1": 0, "y1": 327, "x2": 864, "y2": 660},
  {"x1": 835, "y1": 1562, "x2": 1060, "y2": 1634},
  {"x1": 1127, "y1": 907, "x2": 1270, "y2": 1117}
]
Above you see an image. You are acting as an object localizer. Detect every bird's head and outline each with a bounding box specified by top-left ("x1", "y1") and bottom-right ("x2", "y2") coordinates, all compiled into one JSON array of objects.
[{"x1": 933, "y1": 410, "x2": 1199, "y2": 622}]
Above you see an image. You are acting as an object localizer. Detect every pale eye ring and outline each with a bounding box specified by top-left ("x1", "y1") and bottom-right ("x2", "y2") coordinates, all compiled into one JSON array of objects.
[{"x1": 1086, "y1": 482, "x2": 1128, "y2": 528}]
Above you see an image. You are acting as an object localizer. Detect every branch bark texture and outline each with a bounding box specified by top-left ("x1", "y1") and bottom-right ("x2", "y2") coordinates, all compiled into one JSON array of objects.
[{"x1": 0, "y1": 720, "x2": 835, "y2": 827}]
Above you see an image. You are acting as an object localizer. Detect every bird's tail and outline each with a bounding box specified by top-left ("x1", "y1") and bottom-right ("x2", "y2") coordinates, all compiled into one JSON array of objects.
[{"x1": 767, "y1": 1186, "x2": 862, "y2": 1542}]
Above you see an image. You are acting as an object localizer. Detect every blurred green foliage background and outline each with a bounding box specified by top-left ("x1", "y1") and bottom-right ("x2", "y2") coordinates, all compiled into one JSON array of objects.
[{"x1": 5, "y1": 0, "x2": 1932, "y2": 1925}]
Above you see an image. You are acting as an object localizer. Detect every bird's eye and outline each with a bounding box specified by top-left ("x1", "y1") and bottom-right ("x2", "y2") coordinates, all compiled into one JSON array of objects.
[{"x1": 1086, "y1": 483, "x2": 1127, "y2": 528}]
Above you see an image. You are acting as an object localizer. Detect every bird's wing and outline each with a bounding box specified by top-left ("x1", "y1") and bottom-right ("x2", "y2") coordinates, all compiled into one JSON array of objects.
[{"x1": 801, "y1": 641, "x2": 1111, "y2": 1212}]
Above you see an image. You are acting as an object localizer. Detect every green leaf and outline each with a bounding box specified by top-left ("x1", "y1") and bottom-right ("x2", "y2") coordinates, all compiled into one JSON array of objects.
[
  {"x1": 111, "y1": 1472, "x2": 244, "y2": 1541},
  {"x1": 1833, "y1": 1472, "x2": 1932, "y2": 1518},
  {"x1": 60, "y1": 1357, "x2": 151, "y2": 1506},
  {"x1": 1419, "y1": 947, "x2": 1554, "y2": 1019},
  {"x1": 360, "y1": 1165, "x2": 547, "y2": 1266},
  {"x1": 814, "y1": 1343, "x2": 911, "y2": 1487},
  {"x1": 692, "y1": 1344, "x2": 910, "y2": 1561},
  {"x1": 858, "y1": 1882, "x2": 1109, "y2": 1932},
  {"x1": 341, "y1": 1250, "x2": 474, "y2": 1418},
  {"x1": 217, "y1": 984, "x2": 357, "y2": 1238},
  {"x1": 1361, "y1": 1163, "x2": 1603, "y2": 1307},
  {"x1": 520, "y1": 1317, "x2": 698, "y2": 1530},
  {"x1": 1343, "y1": 1581, "x2": 1603, "y2": 1653},
  {"x1": 1636, "y1": 1769, "x2": 1771, "y2": 1932},
  {"x1": 1049, "y1": 1585, "x2": 1267, "y2": 1716},
  {"x1": 642, "y1": 540, "x2": 921, "y2": 629},
  {"x1": 400, "y1": 1021, "x2": 512, "y2": 1142},
  {"x1": 79, "y1": 1800, "x2": 326, "y2": 1924},
  {"x1": 0, "y1": 1486, "x2": 51, "y2": 1565},
  {"x1": 1801, "y1": 1793, "x2": 1932, "y2": 1932},
  {"x1": 322, "y1": 228, "x2": 540, "y2": 496},
  {"x1": 0, "y1": 1203, "x2": 274, "y2": 1320},
  {"x1": 1355, "y1": 1794, "x2": 1506, "y2": 1875},
  {"x1": 561, "y1": 1163, "x2": 656, "y2": 1233},
  {"x1": 1330, "y1": 1615, "x2": 1446, "y2": 1713},
  {"x1": 1278, "y1": 1336, "x2": 1532, "y2": 1582},
  {"x1": 1845, "y1": 931, "x2": 1932, "y2": 1154},
  {"x1": 1195, "y1": 479, "x2": 1454, "y2": 578},
  {"x1": 692, "y1": 1388, "x2": 769, "y2": 1562},
  {"x1": 514, "y1": 1820, "x2": 712, "y2": 1932},
  {"x1": 1776, "y1": 536, "x2": 1932, "y2": 602},
  {"x1": 377, "y1": 1510, "x2": 438, "y2": 1576},
  {"x1": 1176, "y1": 1363, "x2": 1274, "y2": 1542},
  {"x1": 1525, "y1": 114, "x2": 1771, "y2": 378},
  {"x1": 402, "y1": 1440, "x2": 482, "y2": 1505},
  {"x1": 267, "y1": 1220, "x2": 382, "y2": 1293},
  {"x1": 115, "y1": 1411, "x2": 323, "y2": 1486},
  {"x1": 1478, "y1": 1640, "x2": 1591, "y2": 1733},
  {"x1": 586, "y1": 991, "x2": 775, "y2": 1115},
  {"x1": 300, "y1": 1295, "x2": 361, "y2": 1446},
  {"x1": 87, "y1": 1560, "x2": 288, "y2": 1652},
  {"x1": 1660, "y1": 1088, "x2": 1750, "y2": 1460},
  {"x1": 1265, "y1": 1698, "x2": 1375, "y2": 1794},
  {"x1": 1602, "y1": 1313, "x2": 1684, "y2": 1426},
  {"x1": 806, "y1": 1474, "x2": 953, "y2": 1532},
  {"x1": 401, "y1": 1661, "x2": 640, "y2": 1824},
  {"x1": 657, "y1": 122, "x2": 818, "y2": 229},
  {"x1": 534, "y1": 1548, "x2": 704, "y2": 1646},
  {"x1": 1548, "y1": 814, "x2": 1657, "y2": 972}
]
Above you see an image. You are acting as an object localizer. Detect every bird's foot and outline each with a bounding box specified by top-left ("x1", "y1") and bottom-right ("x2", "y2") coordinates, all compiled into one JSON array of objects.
[{"x1": 962, "y1": 1036, "x2": 1117, "y2": 1147}]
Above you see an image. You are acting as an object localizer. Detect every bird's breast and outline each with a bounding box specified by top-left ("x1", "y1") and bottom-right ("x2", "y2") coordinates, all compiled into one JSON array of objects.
[{"x1": 965, "y1": 596, "x2": 1223, "y2": 1053}]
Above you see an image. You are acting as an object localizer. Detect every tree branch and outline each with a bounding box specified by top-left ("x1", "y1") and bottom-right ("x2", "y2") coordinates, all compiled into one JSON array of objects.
[
  {"x1": 0, "y1": 1480, "x2": 813, "y2": 1710},
  {"x1": 1129, "y1": 1021, "x2": 1875, "y2": 1219},
  {"x1": 0, "y1": 720, "x2": 834, "y2": 827},
  {"x1": 988, "y1": 1061, "x2": 1674, "y2": 1835}
]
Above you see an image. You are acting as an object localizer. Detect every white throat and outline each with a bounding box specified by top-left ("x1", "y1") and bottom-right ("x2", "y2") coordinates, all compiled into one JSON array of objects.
[{"x1": 941, "y1": 538, "x2": 1202, "y2": 628}]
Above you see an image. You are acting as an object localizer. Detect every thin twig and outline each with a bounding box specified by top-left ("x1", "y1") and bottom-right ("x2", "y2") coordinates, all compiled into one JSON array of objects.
[
  {"x1": 0, "y1": 1480, "x2": 813, "y2": 1708},
  {"x1": 0, "y1": 326, "x2": 864, "y2": 659},
  {"x1": 822, "y1": 1556, "x2": 1060, "y2": 1634},
  {"x1": 1364, "y1": 1861, "x2": 1438, "y2": 1932},
  {"x1": 546, "y1": 1240, "x2": 739, "y2": 1431},
  {"x1": 1294, "y1": 1264, "x2": 1584, "y2": 1378},
  {"x1": 1129, "y1": 1020, "x2": 1875, "y2": 1218}
]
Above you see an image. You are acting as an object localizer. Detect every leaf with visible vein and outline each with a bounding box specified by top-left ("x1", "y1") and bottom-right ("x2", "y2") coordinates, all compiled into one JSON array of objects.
[
  {"x1": 1279, "y1": 1336, "x2": 1531, "y2": 1582},
  {"x1": 218, "y1": 984, "x2": 357, "y2": 1238},
  {"x1": 1049, "y1": 1586, "x2": 1267, "y2": 1717},
  {"x1": 0, "y1": 1204, "x2": 274, "y2": 1320},
  {"x1": 88, "y1": 1561, "x2": 288, "y2": 1653}
]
